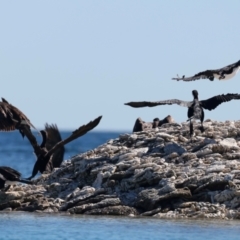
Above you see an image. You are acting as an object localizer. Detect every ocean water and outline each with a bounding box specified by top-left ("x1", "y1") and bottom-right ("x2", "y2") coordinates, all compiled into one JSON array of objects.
[
  {"x1": 0, "y1": 130, "x2": 239, "y2": 239},
  {"x1": 0, "y1": 213, "x2": 240, "y2": 240}
]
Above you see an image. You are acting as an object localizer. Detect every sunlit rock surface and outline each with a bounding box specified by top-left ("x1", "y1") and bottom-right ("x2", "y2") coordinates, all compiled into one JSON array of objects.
[{"x1": 2, "y1": 119, "x2": 240, "y2": 219}]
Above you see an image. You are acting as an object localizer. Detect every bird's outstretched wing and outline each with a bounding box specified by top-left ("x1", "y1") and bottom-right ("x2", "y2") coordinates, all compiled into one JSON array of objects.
[
  {"x1": 172, "y1": 60, "x2": 240, "y2": 82},
  {"x1": 18, "y1": 124, "x2": 43, "y2": 156},
  {"x1": 1, "y1": 97, "x2": 37, "y2": 130},
  {"x1": 0, "y1": 166, "x2": 21, "y2": 180},
  {"x1": 125, "y1": 99, "x2": 192, "y2": 108},
  {"x1": 44, "y1": 123, "x2": 64, "y2": 168},
  {"x1": 172, "y1": 70, "x2": 216, "y2": 81},
  {"x1": 45, "y1": 116, "x2": 102, "y2": 158},
  {"x1": 200, "y1": 93, "x2": 240, "y2": 111},
  {"x1": 0, "y1": 103, "x2": 15, "y2": 131}
]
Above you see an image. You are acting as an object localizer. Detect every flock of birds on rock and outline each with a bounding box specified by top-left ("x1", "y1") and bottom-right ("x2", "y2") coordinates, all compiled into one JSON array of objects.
[
  {"x1": 125, "y1": 59, "x2": 240, "y2": 139},
  {"x1": 0, "y1": 97, "x2": 102, "y2": 191},
  {"x1": 1, "y1": 59, "x2": 240, "y2": 192}
]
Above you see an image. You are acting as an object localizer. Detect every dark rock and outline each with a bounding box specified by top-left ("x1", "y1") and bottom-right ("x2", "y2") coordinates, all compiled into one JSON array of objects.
[
  {"x1": 84, "y1": 205, "x2": 139, "y2": 216},
  {"x1": 136, "y1": 187, "x2": 192, "y2": 211}
]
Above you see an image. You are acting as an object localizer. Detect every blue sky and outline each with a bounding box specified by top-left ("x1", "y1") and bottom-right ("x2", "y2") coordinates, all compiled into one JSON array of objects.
[{"x1": 0, "y1": 1, "x2": 240, "y2": 131}]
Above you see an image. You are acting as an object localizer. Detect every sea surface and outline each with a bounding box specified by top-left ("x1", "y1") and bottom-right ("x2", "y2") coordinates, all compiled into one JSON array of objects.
[{"x1": 0, "y1": 130, "x2": 239, "y2": 240}]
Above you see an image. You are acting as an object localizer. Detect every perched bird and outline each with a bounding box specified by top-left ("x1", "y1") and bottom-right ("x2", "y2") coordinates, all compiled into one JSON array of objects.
[
  {"x1": 152, "y1": 118, "x2": 160, "y2": 129},
  {"x1": 125, "y1": 90, "x2": 240, "y2": 140},
  {"x1": 132, "y1": 117, "x2": 153, "y2": 132},
  {"x1": 172, "y1": 60, "x2": 240, "y2": 82},
  {"x1": 26, "y1": 115, "x2": 102, "y2": 180},
  {"x1": 0, "y1": 97, "x2": 37, "y2": 138},
  {"x1": 132, "y1": 115, "x2": 174, "y2": 133},
  {"x1": 0, "y1": 166, "x2": 32, "y2": 191}
]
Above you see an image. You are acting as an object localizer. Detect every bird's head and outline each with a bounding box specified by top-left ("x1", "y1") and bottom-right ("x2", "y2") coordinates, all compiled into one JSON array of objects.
[{"x1": 192, "y1": 90, "x2": 199, "y2": 99}]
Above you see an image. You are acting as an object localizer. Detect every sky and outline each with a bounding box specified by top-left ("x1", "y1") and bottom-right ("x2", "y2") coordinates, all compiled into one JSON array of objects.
[{"x1": 0, "y1": 1, "x2": 240, "y2": 132}]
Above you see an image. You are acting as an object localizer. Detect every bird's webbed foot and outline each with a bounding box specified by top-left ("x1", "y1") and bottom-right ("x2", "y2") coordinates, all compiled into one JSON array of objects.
[{"x1": 219, "y1": 73, "x2": 225, "y2": 80}]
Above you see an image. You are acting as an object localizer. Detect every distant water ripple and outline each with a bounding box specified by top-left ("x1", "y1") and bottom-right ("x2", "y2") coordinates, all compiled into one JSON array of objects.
[{"x1": 0, "y1": 213, "x2": 239, "y2": 240}]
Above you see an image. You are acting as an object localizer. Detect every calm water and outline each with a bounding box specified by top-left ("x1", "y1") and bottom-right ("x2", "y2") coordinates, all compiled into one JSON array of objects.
[
  {"x1": 0, "y1": 213, "x2": 239, "y2": 240},
  {"x1": 0, "y1": 130, "x2": 239, "y2": 239}
]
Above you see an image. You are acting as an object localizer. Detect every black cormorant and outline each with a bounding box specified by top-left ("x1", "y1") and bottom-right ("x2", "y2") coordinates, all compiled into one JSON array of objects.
[
  {"x1": 26, "y1": 116, "x2": 102, "y2": 180},
  {"x1": 172, "y1": 60, "x2": 240, "y2": 81},
  {"x1": 125, "y1": 90, "x2": 240, "y2": 140},
  {"x1": 132, "y1": 115, "x2": 174, "y2": 132},
  {"x1": 36, "y1": 124, "x2": 64, "y2": 173}
]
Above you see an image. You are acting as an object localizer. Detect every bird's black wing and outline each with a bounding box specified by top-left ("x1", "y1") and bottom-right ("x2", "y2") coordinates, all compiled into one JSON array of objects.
[
  {"x1": 125, "y1": 99, "x2": 192, "y2": 108},
  {"x1": 44, "y1": 123, "x2": 64, "y2": 168},
  {"x1": 218, "y1": 60, "x2": 240, "y2": 75},
  {"x1": 172, "y1": 60, "x2": 240, "y2": 82},
  {"x1": 0, "y1": 103, "x2": 15, "y2": 131},
  {"x1": 45, "y1": 116, "x2": 102, "y2": 159},
  {"x1": 1, "y1": 98, "x2": 37, "y2": 130},
  {"x1": 200, "y1": 93, "x2": 240, "y2": 111},
  {"x1": 0, "y1": 166, "x2": 21, "y2": 180},
  {"x1": 0, "y1": 97, "x2": 38, "y2": 136},
  {"x1": 172, "y1": 70, "x2": 216, "y2": 81}
]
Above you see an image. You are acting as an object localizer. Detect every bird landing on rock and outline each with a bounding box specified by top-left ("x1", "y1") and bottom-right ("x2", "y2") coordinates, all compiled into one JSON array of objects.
[{"x1": 25, "y1": 115, "x2": 103, "y2": 180}]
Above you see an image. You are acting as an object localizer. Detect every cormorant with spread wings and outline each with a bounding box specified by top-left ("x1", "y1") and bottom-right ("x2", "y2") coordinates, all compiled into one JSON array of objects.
[
  {"x1": 172, "y1": 60, "x2": 240, "y2": 82},
  {"x1": 25, "y1": 115, "x2": 102, "y2": 180},
  {"x1": 125, "y1": 90, "x2": 240, "y2": 140}
]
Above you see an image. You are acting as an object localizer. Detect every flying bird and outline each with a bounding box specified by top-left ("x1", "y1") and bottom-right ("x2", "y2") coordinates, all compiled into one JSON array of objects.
[
  {"x1": 0, "y1": 97, "x2": 37, "y2": 138},
  {"x1": 0, "y1": 166, "x2": 32, "y2": 191},
  {"x1": 125, "y1": 90, "x2": 240, "y2": 140},
  {"x1": 172, "y1": 60, "x2": 240, "y2": 82},
  {"x1": 26, "y1": 115, "x2": 102, "y2": 180}
]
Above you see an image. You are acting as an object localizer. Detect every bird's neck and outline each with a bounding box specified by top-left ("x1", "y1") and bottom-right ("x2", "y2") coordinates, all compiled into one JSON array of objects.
[{"x1": 40, "y1": 131, "x2": 47, "y2": 148}]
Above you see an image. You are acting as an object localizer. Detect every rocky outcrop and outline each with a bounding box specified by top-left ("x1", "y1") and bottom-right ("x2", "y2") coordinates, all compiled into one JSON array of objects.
[{"x1": 2, "y1": 119, "x2": 240, "y2": 219}]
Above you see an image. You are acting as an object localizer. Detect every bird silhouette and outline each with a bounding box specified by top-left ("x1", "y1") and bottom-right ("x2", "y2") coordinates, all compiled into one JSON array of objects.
[
  {"x1": 25, "y1": 115, "x2": 102, "y2": 180},
  {"x1": 125, "y1": 90, "x2": 240, "y2": 140},
  {"x1": 40, "y1": 123, "x2": 65, "y2": 170},
  {"x1": 172, "y1": 60, "x2": 240, "y2": 82},
  {"x1": 0, "y1": 97, "x2": 37, "y2": 138},
  {"x1": 0, "y1": 166, "x2": 32, "y2": 191}
]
